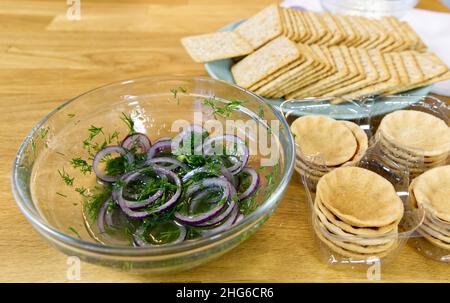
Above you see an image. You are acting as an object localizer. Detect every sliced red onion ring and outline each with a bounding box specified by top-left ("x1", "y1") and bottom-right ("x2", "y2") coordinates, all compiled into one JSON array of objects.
[
  {"x1": 171, "y1": 124, "x2": 207, "y2": 156},
  {"x1": 93, "y1": 146, "x2": 134, "y2": 182},
  {"x1": 234, "y1": 213, "x2": 244, "y2": 224},
  {"x1": 96, "y1": 197, "x2": 112, "y2": 234},
  {"x1": 197, "y1": 200, "x2": 236, "y2": 227},
  {"x1": 133, "y1": 221, "x2": 186, "y2": 247},
  {"x1": 147, "y1": 139, "x2": 172, "y2": 159},
  {"x1": 105, "y1": 206, "x2": 128, "y2": 229},
  {"x1": 238, "y1": 167, "x2": 260, "y2": 201},
  {"x1": 200, "y1": 204, "x2": 239, "y2": 236},
  {"x1": 155, "y1": 137, "x2": 172, "y2": 143},
  {"x1": 147, "y1": 157, "x2": 188, "y2": 171},
  {"x1": 188, "y1": 188, "x2": 222, "y2": 213},
  {"x1": 114, "y1": 166, "x2": 182, "y2": 218},
  {"x1": 120, "y1": 171, "x2": 163, "y2": 210},
  {"x1": 182, "y1": 166, "x2": 214, "y2": 183},
  {"x1": 174, "y1": 177, "x2": 231, "y2": 225},
  {"x1": 121, "y1": 132, "x2": 151, "y2": 152},
  {"x1": 199, "y1": 135, "x2": 249, "y2": 175}
]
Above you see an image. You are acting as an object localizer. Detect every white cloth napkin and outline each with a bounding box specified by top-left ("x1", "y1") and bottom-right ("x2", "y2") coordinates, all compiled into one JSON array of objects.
[{"x1": 281, "y1": 0, "x2": 450, "y2": 96}]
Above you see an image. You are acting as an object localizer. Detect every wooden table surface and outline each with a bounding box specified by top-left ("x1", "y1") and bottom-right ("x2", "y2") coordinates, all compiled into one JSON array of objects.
[{"x1": 1, "y1": 0, "x2": 449, "y2": 282}]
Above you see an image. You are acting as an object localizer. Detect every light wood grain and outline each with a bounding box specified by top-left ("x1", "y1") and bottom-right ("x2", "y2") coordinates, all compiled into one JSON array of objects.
[{"x1": 0, "y1": 0, "x2": 449, "y2": 282}]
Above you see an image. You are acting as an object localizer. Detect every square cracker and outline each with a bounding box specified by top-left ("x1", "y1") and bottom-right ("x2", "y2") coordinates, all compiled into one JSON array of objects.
[
  {"x1": 324, "y1": 48, "x2": 378, "y2": 97},
  {"x1": 386, "y1": 52, "x2": 449, "y2": 94},
  {"x1": 248, "y1": 53, "x2": 306, "y2": 91},
  {"x1": 259, "y1": 44, "x2": 329, "y2": 98},
  {"x1": 307, "y1": 12, "x2": 330, "y2": 45},
  {"x1": 280, "y1": 8, "x2": 296, "y2": 40},
  {"x1": 333, "y1": 15, "x2": 359, "y2": 46},
  {"x1": 291, "y1": 9, "x2": 310, "y2": 42},
  {"x1": 339, "y1": 50, "x2": 396, "y2": 101},
  {"x1": 234, "y1": 4, "x2": 283, "y2": 49},
  {"x1": 181, "y1": 31, "x2": 253, "y2": 63},
  {"x1": 378, "y1": 17, "x2": 405, "y2": 52},
  {"x1": 301, "y1": 11, "x2": 319, "y2": 44},
  {"x1": 321, "y1": 12, "x2": 344, "y2": 46},
  {"x1": 355, "y1": 17, "x2": 381, "y2": 49},
  {"x1": 316, "y1": 46, "x2": 363, "y2": 96},
  {"x1": 286, "y1": 46, "x2": 352, "y2": 98},
  {"x1": 231, "y1": 36, "x2": 300, "y2": 88},
  {"x1": 254, "y1": 43, "x2": 317, "y2": 93},
  {"x1": 270, "y1": 44, "x2": 335, "y2": 97},
  {"x1": 345, "y1": 16, "x2": 370, "y2": 47},
  {"x1": 401, "y1": 21, "x2": 427, "y2": 51},
  {"x1": 400, "y1": 51, "x2": 424, "y2": 85}
]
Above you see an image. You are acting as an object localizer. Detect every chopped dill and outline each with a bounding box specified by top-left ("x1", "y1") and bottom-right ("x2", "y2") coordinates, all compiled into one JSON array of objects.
[
  {"x1": 70, "y1": 157, "x2": 92, "y2": 175},
  {"x1": 264, "y1": 164, "x2": 279, "y2": 199},
  {"x1": 56, "y1": 151, "x2": 66, "y2": 156},
  {"x1": 75, "y1": 187, "x2": 90, "y2": 197},
  {"x1": 202, "y1": 97, "x2": 245, "y2": 118},
  {"x1": 67, "y1": 113, "x2": 76, "y2": 118},
  {"x1": 31, "y1": 138, "x2": 36, "y2": 155},
  {"x1": 239, "y1": 188, "x2": 260, "y2": 216},
  {"x1": 40, "y1": 127, "x2": 50, "y2": 139},
  {"x1": 85, "y1": 186, "x2": 112, "y2": 220},
  {"x1": 68, "y1": 226, "x2": 81, "y2": 239},
  {"x1": 120, "y1": 112, "x2": 135, "y2": 134},
  {"x1": 258, "y1": 105, "x2": 265, "y2": 119},
  {"x1": 58, "y1": 168, "x2": 74, "y2": 186},
  {"x1": 170, "y1": 86, "x2": 187, "y2": 104},
  {"x1": 87, "y1": 125, "x2": 103, "y2": 140},
  {"x1": 56, "y1": 192, "x2": 67, "y2": 198}
]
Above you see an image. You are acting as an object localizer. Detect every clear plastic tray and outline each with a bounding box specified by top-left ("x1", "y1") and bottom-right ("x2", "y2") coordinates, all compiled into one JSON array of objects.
[{"x1": 281, "y1": 95, "x2": 449, "y2": 267}]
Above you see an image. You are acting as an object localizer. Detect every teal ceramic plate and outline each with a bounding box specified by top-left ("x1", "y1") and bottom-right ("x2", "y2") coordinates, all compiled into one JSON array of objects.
[{"x1": 204, "y1": 21, "x2": 432, "y2": 119}]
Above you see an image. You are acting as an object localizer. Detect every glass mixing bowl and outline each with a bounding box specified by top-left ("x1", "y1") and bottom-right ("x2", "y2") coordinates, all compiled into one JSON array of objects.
[{"x1": 11, "y1": 76, "x2": 295, "y2": 273}]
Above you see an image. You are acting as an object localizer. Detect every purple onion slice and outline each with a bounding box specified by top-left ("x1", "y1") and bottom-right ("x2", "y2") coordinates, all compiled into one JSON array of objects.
[
  {"x1": 114, "y1": 165, "x2": 182, "y2": 218},
  {"x1": 234, "y1": 213, "x2": 244, "y2": 224},
  {"x1": 197, "y1": 200, "x2": 236, "y2": 227},
  {"x1": 96, "y1": 197, "x2": 112, "y2": 234},
  {"x1": 121, "y1": 132, "x2": 151, "y2": 152},
  {"x1": 174, "y1": 177, "x2": 231, "y2": 225},
  {"x1": 154, "y1": 137, "x2": 172, "y2": 144},
  {"x1": 146, "y1": 157, "x2": 189, "y2": 171},
  {"x1": 200, "y1": 204, "x2": 239, "y2": 236},
  {"x1": 147, "y1": 139, "x2": 172, "y2": 159},
  {"x1": 199, "y1": 135, "x2": 249, "y2": 175},
  {"x1": 93, "y1": 146, "x2": 134, "y2": 182},
  {"x1": 133, "y1": 221, "x2": 186, "y2": 247},
  {"x1": 120, "y1": 171, "x2": 163, "y2": 210},
  {"x1": 188, "y1": 188, "x2": 223, "y2": 213},
  {"x1": 238, "y1": 167, "x2": 260, "y2": 201}
]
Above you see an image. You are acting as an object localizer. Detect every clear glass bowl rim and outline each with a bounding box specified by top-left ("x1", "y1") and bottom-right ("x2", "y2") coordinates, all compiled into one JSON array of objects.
[{"x1": 11, "y1": 75, "x2": 295, "y2": 257}]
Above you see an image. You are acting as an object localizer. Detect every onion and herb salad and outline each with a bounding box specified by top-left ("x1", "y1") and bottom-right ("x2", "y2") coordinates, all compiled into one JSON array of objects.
[{"x1": 74, "y1": 120, "x2": 262, "y2": 247}]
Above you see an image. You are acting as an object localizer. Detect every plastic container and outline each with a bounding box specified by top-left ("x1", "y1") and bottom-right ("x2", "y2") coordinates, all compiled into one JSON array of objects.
[{"x1": 282, "y1": 94, "x2": 449, "y2": 268}]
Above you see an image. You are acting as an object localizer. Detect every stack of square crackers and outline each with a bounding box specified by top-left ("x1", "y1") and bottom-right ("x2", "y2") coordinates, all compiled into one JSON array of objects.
[{"x1": 182, "y1": 4, "x2": 450, "y2": 102}]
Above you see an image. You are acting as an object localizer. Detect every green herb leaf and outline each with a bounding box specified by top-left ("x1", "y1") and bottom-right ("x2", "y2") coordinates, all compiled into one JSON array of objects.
[
  {"x1": 58, "y1": 168, "x2": 74, "y2": 186},
  {"x1": 70, "y1": 157, "x2": 92, "y2": 175},
  {"x1": 120, "y1": 112, "x2": 135, "y2": 134}
]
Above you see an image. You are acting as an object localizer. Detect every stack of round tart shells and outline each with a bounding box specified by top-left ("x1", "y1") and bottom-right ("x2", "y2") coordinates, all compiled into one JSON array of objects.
[
  {"x1": 313, "y1": 167, "x2": 404, "y2": 259},
  {"x1": 409, "y1": 165, "x2": 450, "y2": 251},
  {"x1": 291, "y1": 115, "x2": 368, "y2": 187},
  {"x1": 377, "y1": 110, "x2": 450, "y2": 178}
]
